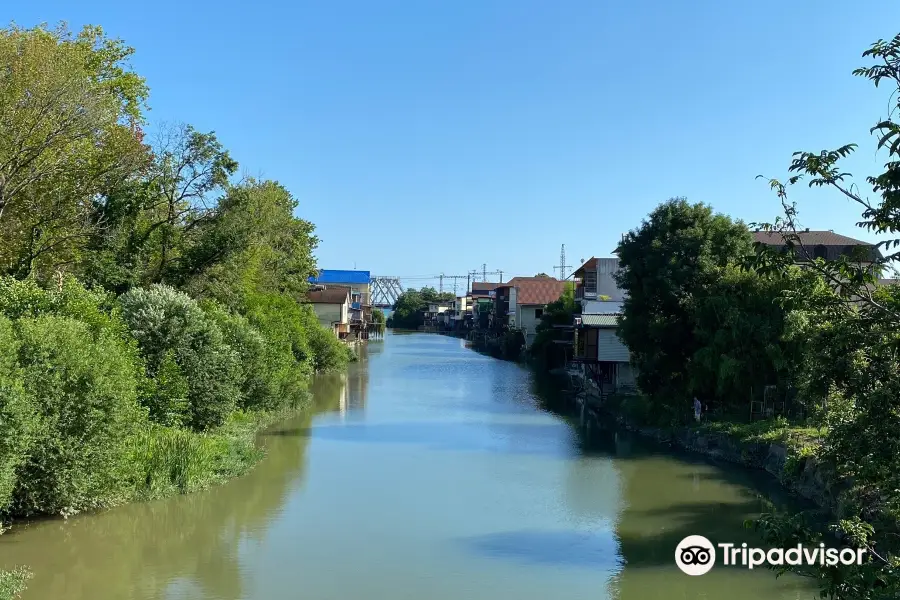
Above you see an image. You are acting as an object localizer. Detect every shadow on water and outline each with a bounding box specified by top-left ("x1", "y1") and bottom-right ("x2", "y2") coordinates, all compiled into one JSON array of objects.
[{"x1": 458, "y1": 529, "x2": 623, "y2": 571}]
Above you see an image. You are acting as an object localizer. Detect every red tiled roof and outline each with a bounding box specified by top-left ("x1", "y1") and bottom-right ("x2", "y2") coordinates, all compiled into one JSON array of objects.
[
  {"x1": 507, "y1": 277, "x2": 566, "y2": 305},
  {"x1": 472, "y1": 281, "x2": 502, "y2": 292},
  {"x1": 306, "y1": 285, "x2": 350, "y2": 304}
]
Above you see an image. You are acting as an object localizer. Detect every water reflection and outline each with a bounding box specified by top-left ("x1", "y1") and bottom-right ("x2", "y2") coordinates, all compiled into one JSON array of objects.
[
  {"x1": 0, "y1": 333, "x2": 816, "y2": 600},
  {"x1": 0, "y1": 374, "x2": 348, "y2": 600}
]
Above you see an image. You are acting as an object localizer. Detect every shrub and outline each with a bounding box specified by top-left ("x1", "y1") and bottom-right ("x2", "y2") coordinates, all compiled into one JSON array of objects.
[
  {"x1": 119, "y1": 285, "x2": 241, "y2": 430},
  {"x1": 245, "y1": 292, "x2": 314, "y2": 408},
  {"x1": 0, "y1": 318, "x2": 35, "y2": 514},
  {"x1": 305, "y1": 316, "x2": 353, "y2": 371},
  {"x1": 202, "y1": 302, "x2": 281, "y2": 411},
  {"x1": 11, "y1": 316, "x2": 144, "y2": 516},
  {"x1": 0, "y1": 276, "x2": 124, "y2": 337}
]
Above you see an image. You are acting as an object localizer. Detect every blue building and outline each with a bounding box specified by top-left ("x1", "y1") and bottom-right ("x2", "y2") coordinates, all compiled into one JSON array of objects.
[{"x1": 308, "y1": 270, "x2": 372, "y2": 329}]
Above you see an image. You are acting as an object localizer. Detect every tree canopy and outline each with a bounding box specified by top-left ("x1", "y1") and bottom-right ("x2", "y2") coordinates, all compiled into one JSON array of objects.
[
  {"x1": 749, "y1": 32, "x2": 900, "y2": 599},
  {"x1": 615, "y1": 198, "x2": 755, "y2": 419}
]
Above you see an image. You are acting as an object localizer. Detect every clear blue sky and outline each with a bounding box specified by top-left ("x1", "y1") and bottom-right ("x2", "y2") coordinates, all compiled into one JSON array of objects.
[{"x1": 11, "y1": 1, "x2": 900, "y2": 289}]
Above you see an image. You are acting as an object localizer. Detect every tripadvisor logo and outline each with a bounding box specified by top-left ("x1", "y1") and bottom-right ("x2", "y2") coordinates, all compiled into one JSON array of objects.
[{"x1": 675, "y1": 535, "x2": 867, "y2": 576}]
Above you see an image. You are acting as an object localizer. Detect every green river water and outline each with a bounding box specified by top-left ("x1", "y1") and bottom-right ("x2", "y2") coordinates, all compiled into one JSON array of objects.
[{"x1": 0, "y1": 331, "x2": 815, "y2": 599}]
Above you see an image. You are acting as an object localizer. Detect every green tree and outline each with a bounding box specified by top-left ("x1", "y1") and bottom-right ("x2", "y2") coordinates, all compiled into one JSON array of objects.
[
  {"x1": 83, "y1": 124, "x2": 238, "y2": 291},
  {"x1": 176, "y1": 179, "x2": 317, "y2": 308},
  {"x1": 0, "y1": 23, "x2": 149, "y2": 280},
  {"x1": 529, "y1": 281, "x2": 577, "y2": 370},
  {"x1": 615, "y1": 198, "x2": 753, "y2": 421},
  {"x1": 388, "y1": 289, "x2": 425, "y2": 329},
  {"x1": 751, "y1": 33, "x2": 900, "y2": 599}
]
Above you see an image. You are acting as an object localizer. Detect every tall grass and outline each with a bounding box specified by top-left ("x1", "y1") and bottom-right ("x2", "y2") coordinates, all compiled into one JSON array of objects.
[
  {"x1": 127, "y1": 411, "x2": 267, "y2": 500},
  {"x1": 0, "y1": 567, "x2": 31, "y2": 600}
]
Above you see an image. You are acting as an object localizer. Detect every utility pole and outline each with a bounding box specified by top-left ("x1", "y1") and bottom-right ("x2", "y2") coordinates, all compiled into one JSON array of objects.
[
  {"x1": 482, "y1": 263, "x2": 487, "y2": 282},
  {"x1": 466, "y1": 272, "x2": 470, "y2": 294},
  {"x1": 553, "y1": 244, "x2": 572, "y2": 280},
  {"x1": 439, "y1": 274, "x2": 444, "y2": 294},
  {"x1": 499, "y1": 270, "x2": 503, "y2": 283}
]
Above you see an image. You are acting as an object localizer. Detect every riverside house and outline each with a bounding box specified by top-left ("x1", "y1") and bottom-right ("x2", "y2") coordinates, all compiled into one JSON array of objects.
[
  {"x1": 309, "y1": 269, "x2": 373, "y2": 339},
  {"x1": 470, "y1": 281, "x2": 500, "y2": 329},
  {"x1": 753, "y1": 230, "x2": 896, "y2": 292},
  {"x1": 494, "y1": 277, "x2": 567, "y2": 348},
  {"x1": 571, "y1": 257, "x2": 637, "y2": 398},
  {"x1": 306, "y1": 285, "x2": 351, "y2": 338}
]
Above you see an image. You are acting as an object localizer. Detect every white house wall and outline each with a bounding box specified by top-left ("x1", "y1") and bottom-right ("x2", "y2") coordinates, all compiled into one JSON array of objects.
[
  {"x1": 597, "y1": 258, "x2": 623, "y2": 301},
  {"x1": 518, "y1": 304, "x2": 543, "y2": 347},
  {"x1": 312, "y1": 304, "x2": 343, "y2": 329}
]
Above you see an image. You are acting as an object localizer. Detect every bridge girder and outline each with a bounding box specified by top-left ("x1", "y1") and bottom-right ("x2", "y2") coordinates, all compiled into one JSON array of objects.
[{"x1": 370, "y1": 276, "x2": 405, "y2": 308}]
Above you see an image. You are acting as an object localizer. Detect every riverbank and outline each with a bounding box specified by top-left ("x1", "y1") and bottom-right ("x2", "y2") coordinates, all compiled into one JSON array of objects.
[{"x1": 556, "y1": 375, "x2": 837, "y2": 514}]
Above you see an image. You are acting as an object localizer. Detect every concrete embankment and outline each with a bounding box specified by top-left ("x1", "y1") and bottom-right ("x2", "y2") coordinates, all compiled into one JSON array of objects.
[{"x1": 564, "y1": 371, "x2": 837, "y2": 513}]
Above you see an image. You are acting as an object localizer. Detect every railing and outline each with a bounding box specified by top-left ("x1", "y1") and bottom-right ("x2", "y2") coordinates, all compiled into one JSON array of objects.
[{"x1": 575, "y1": 286, "x2": 597, "y2": 300}]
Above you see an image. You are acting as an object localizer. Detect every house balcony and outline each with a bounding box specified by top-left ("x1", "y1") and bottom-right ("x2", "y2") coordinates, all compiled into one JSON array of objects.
[{"x1": 576, "y1": 285, "x2": 598, "y2": 300}]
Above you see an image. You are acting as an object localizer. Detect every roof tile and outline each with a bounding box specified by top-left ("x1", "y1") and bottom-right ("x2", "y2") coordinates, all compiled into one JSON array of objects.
[
  {"x1": 507, "y1": 277, "x2": 566, "y2": 305},
  {"x1": 306, "y1": 285, "x2": 351, "y2": 304}
]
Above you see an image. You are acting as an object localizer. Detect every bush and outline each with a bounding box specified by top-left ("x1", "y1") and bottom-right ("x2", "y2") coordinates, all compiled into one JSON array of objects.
[
  {"x1": 11, "y1": 315, "x2": 144, "y2": 517},
  {"x1": 305, "y1": 314, "x2": 353, "y2": 371},
  {"x1": 0, "y1": 318, "x2": 35, "y2": 514},
  {"x1": 120, "y1": 285, "x2": 241, "y2": 430},
  {"x1": 0, "y1": 276, "x2": 124, "y2": 337},
  {"x1": 245, "y1": 292, "x2": 314, "y2": 408},
  {"x1": 202, "y1": 302, "x2": 281, "y2": 411}
]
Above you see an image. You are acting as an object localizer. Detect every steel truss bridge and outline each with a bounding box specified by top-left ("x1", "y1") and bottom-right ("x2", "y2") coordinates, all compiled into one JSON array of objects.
[
  {"x1": 369, "y1": 270, "x2": 506, "y2": 309},
  {"x1": 370, "y1": 277, "x2": 405, "y2": 309}
]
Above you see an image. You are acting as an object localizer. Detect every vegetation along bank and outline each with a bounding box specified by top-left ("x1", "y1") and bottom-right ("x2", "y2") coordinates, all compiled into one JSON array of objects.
[
  {"x1": 573, "y1": 35, "x2": 900, "y2": 600},
  {"x1": 0, "y1": 23, "x2": 353, "y2": 597}
]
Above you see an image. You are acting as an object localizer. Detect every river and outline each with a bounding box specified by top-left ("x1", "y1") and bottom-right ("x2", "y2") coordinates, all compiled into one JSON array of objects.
[{"x1": 0, "y1": 332, "x2": 814, "y2": 599}]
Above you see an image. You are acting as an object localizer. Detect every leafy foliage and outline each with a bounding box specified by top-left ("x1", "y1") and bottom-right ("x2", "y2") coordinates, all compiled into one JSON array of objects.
[
  {"x1": 0, "y1": 24, "x2": 148, "y2": 280},
  {"x1": 0, "y1": 567, "x2": 31, "y2": 600},
  {"x1": 119, "y1": 285, "x2": 241, "y2": 430},
  {"x1": 0, "y1": 318, "x2": 33, "y2": 513},
  {"x1": 615, "y1": 198, "x2": 755, "y2": 422},
  {"x1": 386, "y1": 287, "x2": 454, "y2": 329},
  {"x1": 11, "y1": 315, "x2": 144, "y2": 517},
  {"x1": 748, "y1": 32, "x2": 900, "y2": 599}
]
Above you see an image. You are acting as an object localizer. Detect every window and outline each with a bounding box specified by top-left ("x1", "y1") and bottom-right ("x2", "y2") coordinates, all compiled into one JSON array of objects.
[
  {"x1": 814, "y1": 245, "x2": 828, "y2": 260},
  {"x1": 584, "y1": 271, "x2": 597, "y2": 292},
  {"x1": 534, "y1": 308, "x2": 544, "y2": 319}
]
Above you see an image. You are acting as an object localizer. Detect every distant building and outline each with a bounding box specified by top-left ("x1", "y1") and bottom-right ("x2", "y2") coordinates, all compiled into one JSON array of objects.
[
  {"x1": 752, "y1": 230, "x2": 882, "y2": 263},
  {"x1": 306, "y1": 285, "x2": 351, "y2": 338},
  {"x1": 309, "y1": 270, "x2": 372, "y2": 339},
  {"x1": 470, "y1": 282, "x2": 500, "y2": 328},
  {"x1": 494, "y1": 276, "x2": 567, "y2": 348},
  {"x1": 570, "y1": 257, "x2": 636, "y2": 395}
]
